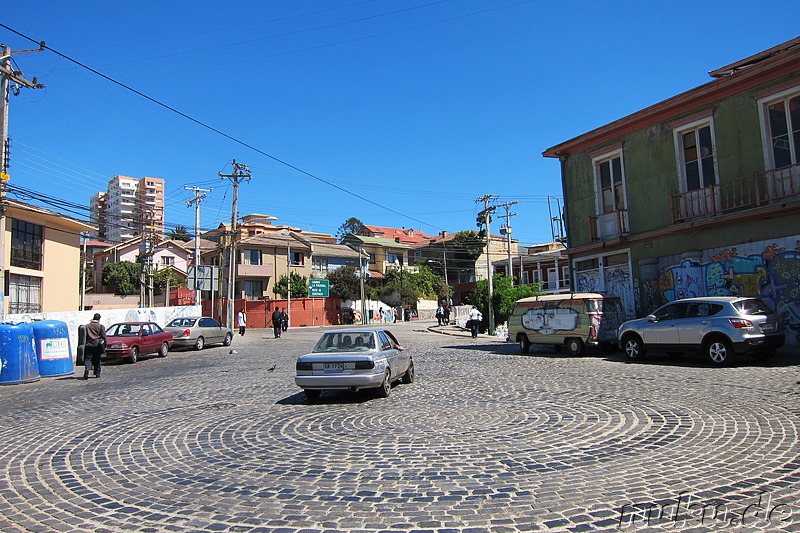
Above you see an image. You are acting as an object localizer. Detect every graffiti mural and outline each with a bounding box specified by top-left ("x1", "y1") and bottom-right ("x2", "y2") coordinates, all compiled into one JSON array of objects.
[{"x1": 642, "y1": 241, "x2": 800, "y2": 345}]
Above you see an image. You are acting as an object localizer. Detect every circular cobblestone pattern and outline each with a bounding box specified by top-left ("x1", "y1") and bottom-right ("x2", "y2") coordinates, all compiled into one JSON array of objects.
[{"x1": 1, "y1": 323, "x2": 798, "y2": 532}]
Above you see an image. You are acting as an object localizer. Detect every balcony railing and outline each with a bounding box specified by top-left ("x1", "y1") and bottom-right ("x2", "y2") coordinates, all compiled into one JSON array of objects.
[
  {"x1": 589, "y1": 209, "x2": 629, "y2": 242},
  {"x1": 671, "y1": 162, "x2": 800, "y2": 223}
]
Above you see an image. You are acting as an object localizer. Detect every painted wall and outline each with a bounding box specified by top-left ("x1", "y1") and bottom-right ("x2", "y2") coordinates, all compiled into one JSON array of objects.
[
  {"x1": 639, "y1": 236, "x2": 800, "y2": 345},
  {"x1": 5, "y1": 305, "x2": 201, "y2": 357}
]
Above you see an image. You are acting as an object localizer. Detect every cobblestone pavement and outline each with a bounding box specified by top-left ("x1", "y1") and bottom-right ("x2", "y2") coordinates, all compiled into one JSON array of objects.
[{"x1": 1, "y1": 321, "x2": 798, "y2": 533}]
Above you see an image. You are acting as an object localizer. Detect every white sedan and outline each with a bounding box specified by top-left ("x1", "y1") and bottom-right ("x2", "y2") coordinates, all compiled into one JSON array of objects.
[{"x1": 295, "y1": 329, "x2": 414, "y2": 402}]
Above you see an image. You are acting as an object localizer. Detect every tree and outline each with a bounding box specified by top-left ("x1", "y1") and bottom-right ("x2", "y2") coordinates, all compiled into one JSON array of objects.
[
  {"x1": 101, "y1": 261, "x2": 141, "y2": 295},
  {"x1": 376, "y1": 265, "x2": 448, "y2": 307},
  {"x1": 153, "y1": 268, "x2": 186, "y2": 295},
  {"x1": 274, "y1": 272, "x2": 309, "y2": 299},
  {"x1": 337, "y1": 217, "x2": 364, "y2": 239},
  {"x1": 327, "y1": 266, "x2": 361, "y2": 301},
  {"x1": 166, "y1": 225, "x2": 192, "y2": 242},
  {"x1": 470, "y1": 274, "x2": 543, "y2": 327}
]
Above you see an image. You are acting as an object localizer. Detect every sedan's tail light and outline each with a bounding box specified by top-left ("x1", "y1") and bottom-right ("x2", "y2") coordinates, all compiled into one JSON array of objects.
[
  {"x1": 354, "y1": 361, "x2": 375, "y2": 369},
  {"x1": 729, "y1": 318, "x2": 753, "y2": 328},
  {"x1": 296, "y1": 361, "x2": 313, "y2": 371},
  {"x1": 182, "y1": 329, "x2": 191, "y2": 337}
]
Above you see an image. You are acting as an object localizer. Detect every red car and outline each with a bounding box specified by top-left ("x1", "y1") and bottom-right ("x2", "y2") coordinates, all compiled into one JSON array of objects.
[{"x1": 104, "y1": 322, "x2": 174, "y2": 363}]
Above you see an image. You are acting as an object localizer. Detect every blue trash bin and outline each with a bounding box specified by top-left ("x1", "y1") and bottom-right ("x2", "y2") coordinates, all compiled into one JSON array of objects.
[
  {"x1": 32, "y1": 320, "x2": 74, "y2": 377},
  {"x1": 0, "y1": 323, "x2": 40, "y2": 385}
]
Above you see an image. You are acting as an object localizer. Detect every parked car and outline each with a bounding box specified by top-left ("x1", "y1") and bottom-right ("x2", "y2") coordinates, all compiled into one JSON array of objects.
[
  {"x1": 164, "y1": 316, "x2": 233, "y2": 350},
  {"x1": 295, "y1": 329, "x2": 413, "y2": 401},
  {"x1": 104, "y1": 322, "x2": 174, "y2": 363},
  {"x1": 618, "y1": 296, "x2": 785, "y2": 365},
  {"x1": 507, "y1": 292, "x2": 626, "y2": 356}
]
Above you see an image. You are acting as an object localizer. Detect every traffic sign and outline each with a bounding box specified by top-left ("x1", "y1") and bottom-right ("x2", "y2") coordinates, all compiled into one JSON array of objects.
[{"x1": 308, "y1": 279, "x2": 329, "y2": 297}]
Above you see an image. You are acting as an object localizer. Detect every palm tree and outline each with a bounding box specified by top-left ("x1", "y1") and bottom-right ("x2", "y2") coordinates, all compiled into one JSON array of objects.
[{"x1": 166, "y1": 225, "x2": 192, "y2": 242}]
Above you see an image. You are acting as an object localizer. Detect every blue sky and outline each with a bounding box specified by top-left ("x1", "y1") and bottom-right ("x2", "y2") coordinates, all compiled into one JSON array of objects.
[{"x1": 2, "y1": 1, "x2": 799, "y2": 247}]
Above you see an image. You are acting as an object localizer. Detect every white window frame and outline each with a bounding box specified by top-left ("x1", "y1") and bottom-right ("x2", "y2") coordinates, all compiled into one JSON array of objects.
[
  {"x1": 591, "y1": 148, "x2": 628, "y2": 215},
  {"x1": 757, "y1": 84, "x2": 800, "y2": 170},
  {"x1": 672, "y1": 117, "x2": 719, "y2": 192}
]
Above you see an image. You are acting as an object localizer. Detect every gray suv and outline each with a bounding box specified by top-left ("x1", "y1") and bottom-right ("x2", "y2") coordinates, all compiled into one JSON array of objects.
[{"x1": 618, "y1": 297, "x2": 785, "y2": 365}]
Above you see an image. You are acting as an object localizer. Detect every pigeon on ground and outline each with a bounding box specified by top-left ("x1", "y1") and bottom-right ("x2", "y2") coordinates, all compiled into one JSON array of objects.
[
  {"x1": 229, "y1": 349, "x2": 238, "y2": 355},
  {"x1": 267, "y1": 364, "x2": 277, "y2": 372}
]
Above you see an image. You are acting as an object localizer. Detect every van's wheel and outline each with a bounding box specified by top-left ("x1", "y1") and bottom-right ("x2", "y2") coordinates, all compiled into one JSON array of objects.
[
  {"x1": 376, "y1": 370, "x2": 391, "y2": 398},
  {"x1": 158, "y1": 342, "x2": 169, "y2": 357},
  {"x1": 128, "y1": 346, "x2": 139, "y2": 363},
  {"x1": 519, "y1": 335, "x2": 531, "y2": 354},
  {"x1": 706, "y1": 337, "x2": 733, "y2": 366},
  {"x1": 565, "y1": 338, "x2": 585, "y2": 356},
  {"x1": 401, "y1": 359, "x2": 415, "y2": 384}
]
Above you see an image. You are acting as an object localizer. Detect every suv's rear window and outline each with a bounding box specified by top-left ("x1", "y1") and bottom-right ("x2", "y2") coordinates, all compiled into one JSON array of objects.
[{"x1": 733, "y1": 298, "x2": 774, "y2": 315}]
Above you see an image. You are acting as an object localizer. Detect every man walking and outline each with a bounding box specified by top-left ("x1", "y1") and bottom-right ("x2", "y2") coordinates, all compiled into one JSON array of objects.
[
  {"x1": 84, "y1": 313, "x2": 106, "y2": 379},
  {"x1": 272, "y1": 308, "x2": 283, "y2": 338}
]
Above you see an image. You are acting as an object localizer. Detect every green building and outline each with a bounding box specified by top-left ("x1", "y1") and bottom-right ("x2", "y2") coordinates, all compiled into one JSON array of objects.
[{"x1": 543, "y1": 37, "x2": 800, "y2": 346}]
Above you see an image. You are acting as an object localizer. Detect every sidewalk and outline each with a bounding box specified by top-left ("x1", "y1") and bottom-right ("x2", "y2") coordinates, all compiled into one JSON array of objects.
[{"x1": 427, "y1": 323, "x2": 506, "y2": 341}]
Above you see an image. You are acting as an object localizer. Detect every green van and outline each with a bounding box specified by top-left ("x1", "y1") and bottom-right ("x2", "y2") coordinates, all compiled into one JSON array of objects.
[{"x1": 507, "y1": 292, "x2": 625, "y2": 356}]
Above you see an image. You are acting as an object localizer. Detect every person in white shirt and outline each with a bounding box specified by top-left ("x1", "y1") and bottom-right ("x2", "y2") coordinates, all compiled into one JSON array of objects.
[
  {"x1": 468, "y1": 306, "x2": 483, "y2": 338},
  {"x1": 237, "y1": 309, "x2": 247, "y2": 336}
]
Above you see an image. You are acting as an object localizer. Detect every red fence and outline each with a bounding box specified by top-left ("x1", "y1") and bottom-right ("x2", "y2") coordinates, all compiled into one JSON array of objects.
[{"x1": 202, "y1": 297, "x2": 346, "y2": 329}]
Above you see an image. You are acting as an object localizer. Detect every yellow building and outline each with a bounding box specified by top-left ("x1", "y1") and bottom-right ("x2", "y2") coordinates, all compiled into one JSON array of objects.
[{"x1": 1, "y1": 199, "x2": 94, "y2": 314}]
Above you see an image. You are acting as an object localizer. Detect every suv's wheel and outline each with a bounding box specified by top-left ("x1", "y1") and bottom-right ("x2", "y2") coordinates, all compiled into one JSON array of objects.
[
  {"x1": 565, "y1": 338, "x2": 585, "y2": 356},
  {"x1": 706, "y1": 337, "x2": 733, "y2": 365},
  {"x1": 622, "y1": 334, "x2": 645, "y2": 361},
  {"x1": 519, "y1": 335, "x2": 531, "y2": 355}
]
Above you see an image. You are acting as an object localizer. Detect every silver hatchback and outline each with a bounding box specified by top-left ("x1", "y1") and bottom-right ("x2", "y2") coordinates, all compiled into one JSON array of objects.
[
  {"x1": 295, "y1": 329, "x2": 413, "y2": 402},
  {"x1": 618, "y1": 297, "x2": 785, "y2": 365}
]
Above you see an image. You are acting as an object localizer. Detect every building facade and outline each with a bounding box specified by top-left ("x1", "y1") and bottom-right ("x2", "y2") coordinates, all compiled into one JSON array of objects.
[
  {"x1": 543, "y1": 37, "x2": 800, "y2": 345},
  {"x1": 2, "y1": 200, "x2": 94, "y2": 314},
  {"x1": 90, "y1": 175, "x2": 165, "y2": 243}
]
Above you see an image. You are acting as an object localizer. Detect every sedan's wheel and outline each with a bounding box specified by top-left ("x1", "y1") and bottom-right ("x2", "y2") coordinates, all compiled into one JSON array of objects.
[
  {"x1": 376, "y1": 370, "x2": 391, "y2": 398},
  {"x1": 304, "y1": 389, "x2": 321, "y2": 402},
  {"x1": 158, "y1": 342, "x2": 169, "y2": 357},
  {"x1": 519, "y1": 335, "x2": 531, "y2": 355},
  {"x1": 128, "y1": 346, "x2": 139, "y2": 364},
  {"x1": 565, "y1": 338, "x2": 585, "y2": 356},
  {"x1": 194, "y1": 336, "x2": 205, "y2": 351},
  {"x1": 401, "y1": 359, "x2": 415, "y2": 384},
  {"x1": 223, "y1": 333, "x2": 233, "y2": 346},
  {"x1": 706, "y1": 337, "x2": 733, "y2": 366},
  {"x1": 623, "y1": 335, "x2": 646, "y2": 361}
]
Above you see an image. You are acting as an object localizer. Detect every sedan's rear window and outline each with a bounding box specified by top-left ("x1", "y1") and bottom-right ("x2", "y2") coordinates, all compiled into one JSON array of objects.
[
  {"x1": 733, "y1": 298, "x2": 774, "y2": 315},
  {"x1": 312, "y1": 332, "x2": 375, "y2": 352},
  {"x1": 167, "y1": 318, "x2": 197, "y2": 327}
]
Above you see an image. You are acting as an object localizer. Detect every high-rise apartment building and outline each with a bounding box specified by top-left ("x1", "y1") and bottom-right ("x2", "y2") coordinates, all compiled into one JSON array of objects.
[{"x1": 90, "y1": 175, "x2": 165, "y2": 243}]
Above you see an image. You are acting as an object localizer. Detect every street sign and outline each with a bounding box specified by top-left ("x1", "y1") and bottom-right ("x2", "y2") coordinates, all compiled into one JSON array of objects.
[
  {"x1": 308, "y1": 279, "x2": 329, "y2": 297},
  {"x1": 188, "y1": 265, "x2": 218, "y2": 291}
]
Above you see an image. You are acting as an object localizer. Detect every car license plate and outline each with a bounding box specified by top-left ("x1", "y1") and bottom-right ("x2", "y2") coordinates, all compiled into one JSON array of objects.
[
  {"x1": 761, "y1": 323, "x2": 775, "y2": 333},
  {"x1": 323, "y1": 363, "x2": 345, "y2": 373}
]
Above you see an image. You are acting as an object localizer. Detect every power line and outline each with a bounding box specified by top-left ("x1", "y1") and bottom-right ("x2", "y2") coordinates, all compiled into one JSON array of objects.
[{"x1": 0, "y1": 23, "x2": 443, "y2": 233}]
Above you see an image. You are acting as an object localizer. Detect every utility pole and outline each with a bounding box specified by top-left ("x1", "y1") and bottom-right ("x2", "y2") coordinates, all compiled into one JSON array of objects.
[
  {"x1": 219, "y1": 160, "x2": 251, "y2": 329},
  {"x1": 0, "y1": 42, "x2": 44, "y2": 317},
  {"x1": 185, "y1": 185, "x2": 212, "y2": 309},
  {"x1": 359, "y1": 246, "x2": 366, "y2": 324},
  {"x1": 476, "y1": 194, "x2": 498, "y2": 335},
  {"x1": 497, "y1": 201, "x2": 518, "y2": 281}
]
